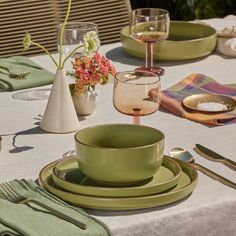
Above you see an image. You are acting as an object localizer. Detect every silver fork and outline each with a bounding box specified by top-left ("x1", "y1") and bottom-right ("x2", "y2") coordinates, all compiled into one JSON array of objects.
[
  {"x1": 0, "y1": 181, "x2": 87, "y2": 230},
  {"x1": 10, "y1": 71, "x2": 31, "y2": 80},
  {"x1": 0, "y1": 69, "x2": 30, "y2": 80}
]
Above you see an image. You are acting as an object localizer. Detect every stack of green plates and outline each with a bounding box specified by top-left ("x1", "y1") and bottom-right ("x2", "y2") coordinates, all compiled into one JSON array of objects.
[
  {"x1": 120, "y1": 21, "x2": 217, "y2": 61},
  {"x1": 39, "y1": 156, "x2": 198, "y2": 210}
]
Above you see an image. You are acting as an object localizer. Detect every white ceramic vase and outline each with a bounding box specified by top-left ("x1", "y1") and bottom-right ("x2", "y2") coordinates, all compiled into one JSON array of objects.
[
  {"x1": 40, "y1": 68, "x2": 80, "y2": 133},
  {"x1": 72, "y1": 90, "x2": 98, "y2": 116}
]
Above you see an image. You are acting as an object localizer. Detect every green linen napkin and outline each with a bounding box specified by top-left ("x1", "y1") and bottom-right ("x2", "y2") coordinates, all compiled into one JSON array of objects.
[
  {"x1": 0, "y1": 56, "x2": 54, "y2": 91},
  {"x1": 0, "y1": 179, "x2": 111, "y2": 236}
]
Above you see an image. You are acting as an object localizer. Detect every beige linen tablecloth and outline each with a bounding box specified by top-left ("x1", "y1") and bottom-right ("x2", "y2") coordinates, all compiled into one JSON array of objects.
[{"x1": 0, "y1": 17, "x2": 235, "y2": 236}]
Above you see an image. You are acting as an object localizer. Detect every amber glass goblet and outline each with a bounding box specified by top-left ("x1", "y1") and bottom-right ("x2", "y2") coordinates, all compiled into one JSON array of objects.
[{"x1": 113, "y1": 70, "x2": 161, "y2": 124}]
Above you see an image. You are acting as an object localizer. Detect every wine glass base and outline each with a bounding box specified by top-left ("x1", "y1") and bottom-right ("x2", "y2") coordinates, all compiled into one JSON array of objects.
[
  {"x1": 12, "y1": 88, "x2": 51, "y2": 101},
  {"x1": 135, "y1": 67, "x2": 165, "y2": 76}
]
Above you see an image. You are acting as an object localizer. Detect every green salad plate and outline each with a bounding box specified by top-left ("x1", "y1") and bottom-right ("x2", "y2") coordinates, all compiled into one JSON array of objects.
[
  {"x1": 39, "y1": 156, "x2": 198, "y2": 210},
  {"x1": 51, "y1": 156, "x2": 182, "y2": 197},
  {"x1": 120, "y1": 21, "x2": 217, "y2": 61}
]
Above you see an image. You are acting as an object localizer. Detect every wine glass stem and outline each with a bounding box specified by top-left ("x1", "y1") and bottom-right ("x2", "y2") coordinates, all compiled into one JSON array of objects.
[
  {"x1": 133, "y1": 109, "x2": 141, "y2": 125},
  {"x1": 133, "y1": 116, "x2": 140, "y2": 125},
  {"x1": 145, "y1": 42, "x2": 153, "y2": 69}
]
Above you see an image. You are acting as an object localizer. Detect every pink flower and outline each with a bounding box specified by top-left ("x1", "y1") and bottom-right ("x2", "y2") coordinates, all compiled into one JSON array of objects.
[{"x1": 71, "y1": 52, "x2": 116, "y2": 95}]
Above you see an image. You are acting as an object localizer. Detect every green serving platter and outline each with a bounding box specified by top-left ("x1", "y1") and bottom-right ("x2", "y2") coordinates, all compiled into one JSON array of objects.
[
  {"x1": 52, "y1": 156, "x2": 182, "y2": 197},
  {"x1": 120, "y1": 21, "x2": 217, "y2": 61},
  {"x1": 39, "y1": 156, "x2": 198, "y2": 210}
]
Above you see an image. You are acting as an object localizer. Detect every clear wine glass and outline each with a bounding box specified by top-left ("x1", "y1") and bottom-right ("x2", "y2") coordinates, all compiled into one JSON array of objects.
[
  {"x1": 130, "y1": 8, "x2": 170, "y2": 76},
  {"x1": 113, "y1": 70, "x2": 161, "y2": 125},
  {"x1": 57, "y1": 22, "x2": 99, "y2": 58}
]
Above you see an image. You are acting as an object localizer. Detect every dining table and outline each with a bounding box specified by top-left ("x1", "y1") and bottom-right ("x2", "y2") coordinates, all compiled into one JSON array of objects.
[{"x1": 0, "y1": 37, "x2": 236, "y2": 235}]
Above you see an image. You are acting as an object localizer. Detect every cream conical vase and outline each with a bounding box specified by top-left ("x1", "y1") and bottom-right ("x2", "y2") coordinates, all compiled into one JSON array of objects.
[{"x1": 40, "y1": 68, "x2": 80, "y2": 133}]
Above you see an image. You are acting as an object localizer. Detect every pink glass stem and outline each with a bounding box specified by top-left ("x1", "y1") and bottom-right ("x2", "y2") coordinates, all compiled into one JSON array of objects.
[
  {"x1": 145, "y1": 42, "x2": 153, "y2": 69},
  {"x1": 133, "y1": 116, "x2": 140, "y2": 125},
  {"x1": 133, "y1": 109, "x2": 141, "y2": 125}
]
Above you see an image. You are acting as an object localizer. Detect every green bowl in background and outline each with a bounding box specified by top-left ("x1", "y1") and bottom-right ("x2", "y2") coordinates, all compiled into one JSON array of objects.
[
  {"x1": 120, "y1": 21, "x2": 217, "y2": 61},
  {"x1": 74, "y1": 124, "x2": 165, "y2": 186}
]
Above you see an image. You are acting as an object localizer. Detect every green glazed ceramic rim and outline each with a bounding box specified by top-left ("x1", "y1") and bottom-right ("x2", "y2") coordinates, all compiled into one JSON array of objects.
[
  {"x1": 120, "y1": 21, "x2": 217, "y2": 61},
  {"x1": 39, "y1": 156, "x2": 198, "y2": 210},
  {"x1": 74, "y1": 123, "x2": 165, "y2": 149},
  {"x1": 51, "y1": 156, "x2": 182, "y2": 197}
]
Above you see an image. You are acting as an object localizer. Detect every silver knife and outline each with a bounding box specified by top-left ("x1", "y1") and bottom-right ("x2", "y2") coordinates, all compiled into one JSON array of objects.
[{"x1": 195, "y1": 144, "x2": 236, "y2": 171}]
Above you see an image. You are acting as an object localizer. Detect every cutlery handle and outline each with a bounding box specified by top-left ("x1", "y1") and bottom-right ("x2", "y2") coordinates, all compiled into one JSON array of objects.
[
  {"x1": 26, "y1": 199, "x2": 87, "y2": 230},
  {"x1": 193, "y1": 163, "x2": 236, "y2": 190},
  {"x1": 194, "y1": 145, "x2": 236, "y2": 171},
  {"x1": 223, "y1": 159, "x2": 236, "y2": 171}
]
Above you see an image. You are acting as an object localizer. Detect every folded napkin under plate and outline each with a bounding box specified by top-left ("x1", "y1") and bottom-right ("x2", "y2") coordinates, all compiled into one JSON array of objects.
[
  {"x1": 161, "y1": 73, "x2": 236, "y2": 126},
  {"x1": 197, "y1": 15, "x2": 236, "y2": 57},
  {"x1": 0, "y1": 56, "x2": 54, "y2": 91},
  {"x1": 0, "y1": 179, "x2": 111, "y2": 236}
]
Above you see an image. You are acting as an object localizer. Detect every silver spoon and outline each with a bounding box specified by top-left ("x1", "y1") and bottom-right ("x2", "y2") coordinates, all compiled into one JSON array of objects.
[{"x1": 169, "y1": 147, "x2": 236, "y2": 190}]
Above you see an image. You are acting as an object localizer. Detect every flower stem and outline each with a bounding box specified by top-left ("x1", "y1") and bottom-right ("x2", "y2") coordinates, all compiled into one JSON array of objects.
[
  {"x1": 61, "y1": 44, "x2": 83, "y2": 69},
  {"x1": 59, "y1": 0, "x2": 72, "y2": 69},
  {"x1": 31, "y1": 41, "x2": 58, "y2": 67}
]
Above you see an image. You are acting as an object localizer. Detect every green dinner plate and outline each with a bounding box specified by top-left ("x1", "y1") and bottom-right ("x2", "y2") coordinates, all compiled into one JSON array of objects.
[
  {"x1": 39, "y1": 157, "x2": 198, "y2": 210},
  {"x1": 120, "y1": 21, "x2": 217, "y2": 61},
  {"x1": 52, "y1": 156, "x2": 182, "y2": 197}
]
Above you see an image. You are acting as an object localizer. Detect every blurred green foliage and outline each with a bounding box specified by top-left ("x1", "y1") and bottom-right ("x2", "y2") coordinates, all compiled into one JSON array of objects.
[{"x1": 130, "y1": 0, "x2": 236, "y2": 20}]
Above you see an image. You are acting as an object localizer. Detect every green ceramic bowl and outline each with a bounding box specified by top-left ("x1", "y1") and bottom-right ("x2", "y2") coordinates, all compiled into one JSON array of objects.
[
  {"x1": 74, "y1": 124, "x2": 165, "y2": 186},
  {"x1": 121, "y1": 21, "x2": 217, "y2": 61}
]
